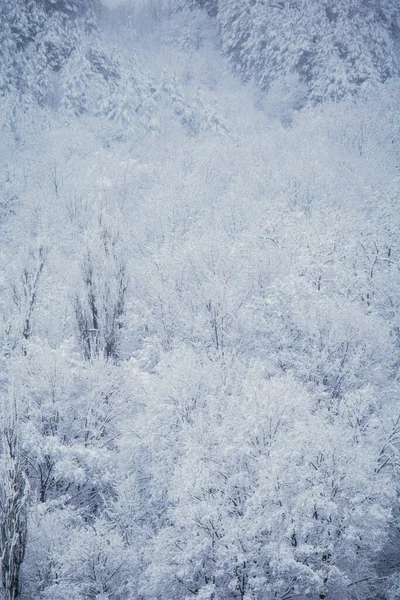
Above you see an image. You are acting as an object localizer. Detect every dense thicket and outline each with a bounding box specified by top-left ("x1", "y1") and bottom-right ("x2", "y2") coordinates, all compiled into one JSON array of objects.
[
  {"x1": 1, "y1": 2, "x2": 400, "y2": 600},
  {"x1": 214, "y1": 0, "x2": 400, "y2": 102}
]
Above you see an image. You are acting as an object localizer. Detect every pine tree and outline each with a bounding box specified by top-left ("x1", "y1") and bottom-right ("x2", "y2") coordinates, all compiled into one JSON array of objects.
[
  {"x1": 60, "y1": 45, "x2": 92, "y2": 116},
  {"x1": 217, "y1": 0, "x2": 400, "y2": 103}
]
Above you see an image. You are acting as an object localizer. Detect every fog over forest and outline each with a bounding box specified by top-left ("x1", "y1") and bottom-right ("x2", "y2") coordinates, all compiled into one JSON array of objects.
[{"x1": 1, "y1": 1, "x2": 400, "y2": 599}]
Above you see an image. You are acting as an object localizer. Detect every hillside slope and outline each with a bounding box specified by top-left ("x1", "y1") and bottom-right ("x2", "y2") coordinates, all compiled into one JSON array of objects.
[{"x1": 1, "y1": 2, "x2": 400, "y2": 600}]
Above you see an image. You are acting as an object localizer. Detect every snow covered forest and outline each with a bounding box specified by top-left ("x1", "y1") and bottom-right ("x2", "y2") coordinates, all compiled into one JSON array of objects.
[{"x1": 1, "y1": 0, "x2": 400, "y2": 598}]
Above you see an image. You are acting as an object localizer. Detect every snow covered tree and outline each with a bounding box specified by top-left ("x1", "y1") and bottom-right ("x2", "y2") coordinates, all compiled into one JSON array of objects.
[
  {"x1": 5, "y1": 339, "x2": 130, "y2": 516},
  {"x1": 217, "y1": 0, "x2": 400, "y2": 103},
  {"x1": 97, "y1": 56, "x2": 160, "y2": 137},
  {"x1": 0, "y1": 0, "x2": 99, "y2": 113},
  {"x1": 75, "y1": 213, "x2": 129, "y2": 361},
  {"x1": 0, "y1": 392, "x2": 29, "y2": 600},
  {"x1": 161, "y1": 71, "x2": 200, "y2": 135},
  {"x1": 44, "y1": 519, "x2": 132, "y2": 600},
  {"x1": 4, "y1": 243, "x2": 48, "y2": 357},
  {"x1": 178, "y1": 0, "x2": 219, "y2": 16},
  {"x1": 60, "y1": 45, "x2": 93, "y2": 116},
  {"x1": 137, "y1": 361, "x2": 395, "y2": 600}
]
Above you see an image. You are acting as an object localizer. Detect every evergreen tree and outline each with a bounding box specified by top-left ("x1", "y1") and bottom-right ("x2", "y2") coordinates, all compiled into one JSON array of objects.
[{"x1": 217, "y1": 0, "x2": 400, "y2": 103}]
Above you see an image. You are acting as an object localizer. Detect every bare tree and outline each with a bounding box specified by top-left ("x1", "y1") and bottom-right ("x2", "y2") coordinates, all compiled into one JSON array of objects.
[
  {"x1": 75, "y1": 218, "x2": 128, "y2": 361},
  {"x1": 10, "y1": 244, "x2": 46, "y2": 356}
]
